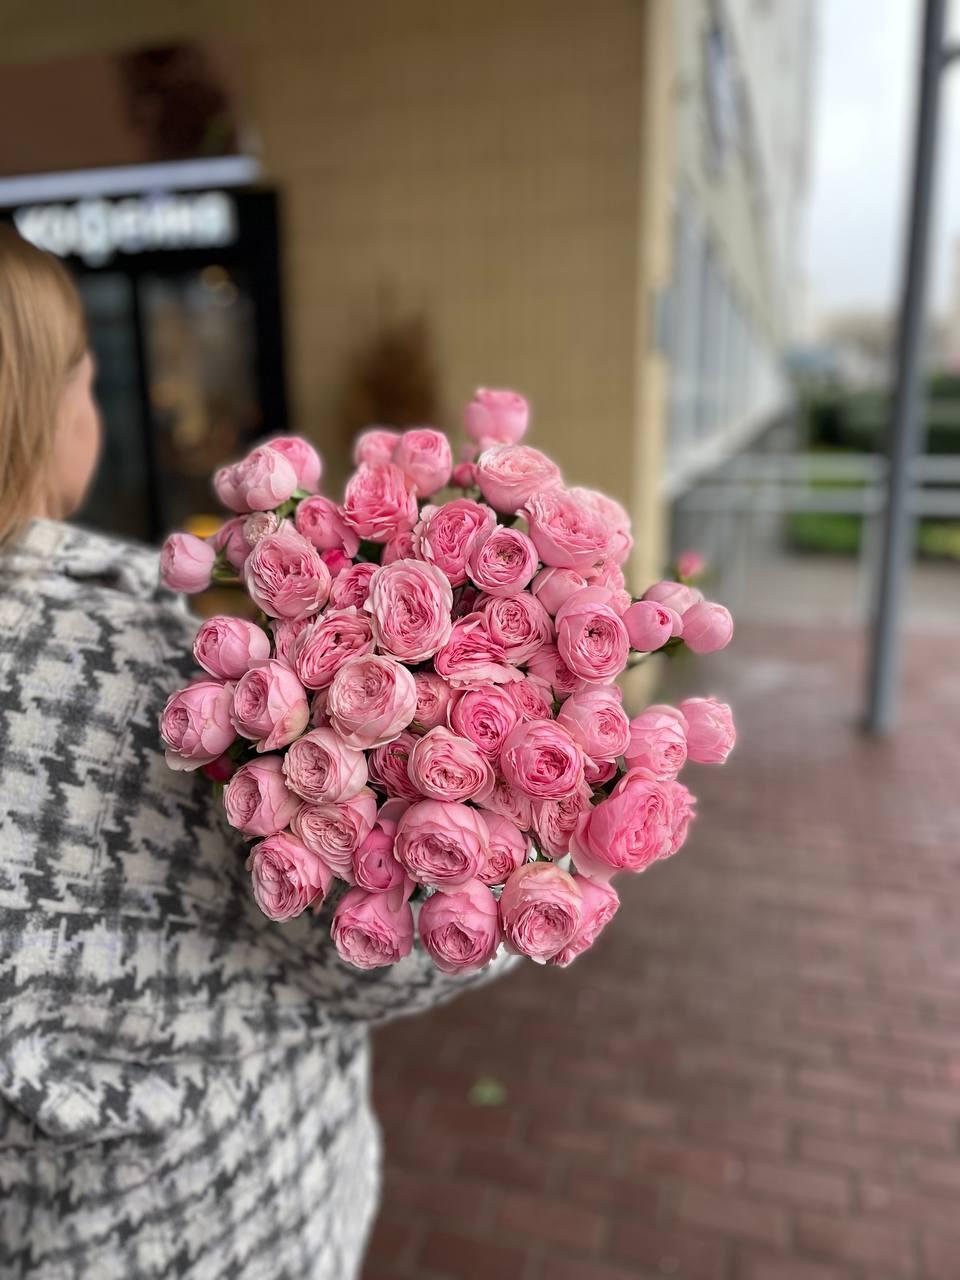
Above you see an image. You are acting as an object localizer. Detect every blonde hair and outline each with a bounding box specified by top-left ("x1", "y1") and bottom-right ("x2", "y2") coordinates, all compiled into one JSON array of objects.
[{"x1": 0, "y1": 225, "x2": 87, "y2": 546}]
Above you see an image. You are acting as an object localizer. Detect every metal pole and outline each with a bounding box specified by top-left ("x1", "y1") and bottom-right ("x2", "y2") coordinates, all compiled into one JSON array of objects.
[{"x1": 864, "y1": 0, "x2": 949, "y2": 734}]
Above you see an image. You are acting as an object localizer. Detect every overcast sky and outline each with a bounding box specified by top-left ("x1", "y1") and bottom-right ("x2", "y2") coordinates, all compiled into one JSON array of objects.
[{"x1": 805, "y1": 0, "x2": 960, "y2": 317}]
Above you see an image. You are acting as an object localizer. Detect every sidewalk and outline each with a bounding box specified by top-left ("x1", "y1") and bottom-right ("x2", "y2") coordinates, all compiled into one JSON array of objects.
[{"x1": 362, "y1": 624, "x2": 960, "y2": 1280}]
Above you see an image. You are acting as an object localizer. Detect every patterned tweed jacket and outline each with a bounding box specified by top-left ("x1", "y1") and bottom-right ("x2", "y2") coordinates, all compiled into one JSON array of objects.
[{"x1": 0, "y1": 520, "x2": 508, "y2": 1280}]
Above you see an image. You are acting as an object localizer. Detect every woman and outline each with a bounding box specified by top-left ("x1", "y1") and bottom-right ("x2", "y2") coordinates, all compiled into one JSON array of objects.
[{"x1": 0, "y1": 227, "x2": 506, "y2": 1279}]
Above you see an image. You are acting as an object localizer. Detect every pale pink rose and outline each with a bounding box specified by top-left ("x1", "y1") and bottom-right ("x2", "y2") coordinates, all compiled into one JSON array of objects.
[
  {"x1": 332, "y1": 884, "x2": 414, "y2": 968},
  {"x1": 247, "y1": 831, "x2": 333, "y2": 921},
  {"x1": 434, "y1": 613, "x2": 522, "y2": 688},
  {"x1": 625, "y1": 707, "x2": 688, "y2": 780},
  {"x1": 498, "y1": 862, "x2": 582, "y2": 961},
  {"x1": 266, "y1": 434, "x2": 322, "y2": 492},
  {"x1": 408, "y1": 727, "x2": 494, "y2": 803},
  {"x1": 623, "y1": 600, "x2": 676, "y2": 651},
  {"x1": 243, "y1": 511, "x2": 281, "y2": 547},
  {"x1": 681, "y1": 602, "x2": 734, "y2": 654},
  {"x1": 475, "y1": 445, "x2": 562, "y2": 513},
  {"x1": 291, "y1": 787, "x2": 378, "y2": 879},
  {"x1": 223, "y1": 754, "x2": 300, "y2": 836},
  {"x1": 526, "y1": 643, "x2": 588, "y2": 700},
  {"x1": 232, "y1": 444, "x2": 300, "y2": 511},
  {"x1": 418, "y1": 878, "x2": 502, "y2": 973},
  {"x1": 382, "y1": 529, "x2": 417, "y2": 564},
  {"x1": 452, "y1": 461, "x2": 478, "y2": 488},
  {"x1": 479, "y1": 593, "x2": 553, "y2": 666},
  {"x1": 676, "y1": 550, "x2": 706, "y2": 581},
  {"x1": 159, "y1": 532, "x2": 215, "y2": 594},
  {"x1": 232, "y1": 659, "x2": 309, "y2": 752},
  {"x1": 329, "y1": 561, "x2": 377, "y2": 611},
  {"x1": 352, "y1": 808, "x2": 408, "y2": 894},
  {"x1": 570, "y1": 768, "x2": 681, "y2": 879},
  {"x1": 480, "y1": 775, "x2": 534, "y2": 831},
  {"x1": 342, "y1": 462, "x2": 418, "y2": 543},
  {"x1": 321, "y1": 548, "x2": 353, "y2": 577},
  {"x1": 476, "y1": 812, "x2": 528, "y2": 885},
  {"x1": 209, "y1": 515, "x2": 250, "y2": 571},
  {"x1": 555, "y1": 587, "x2": 630, "y2": 683},
  {"x1": 464, "y1": 387, "x2": 530, "y2": 448},
  {"x1": 414, "y1": 498, "x2": 496, "y2": 586},
  {"x1": 467, "y1": 527, "x2": 538, "y2": 597},
  {"x1": 507, "y1": 675, "x2": 555, "y2": 722},
  {"x1": 160, "y1": 680, "x2": 236, "y2": 771},
  {"x1": 367, "y1": 560, "x2": 453, "y2": 662},
  {"x1": 353, "y1": 428, "x2": 401, "y2": 467},
  {"x1": 533, "y1": 784, "x2": 592, "y2": 858},
  {"x1": 394, "y1": 799, "x2": 490, "y2": 890},
  {"x1": 412, "y1": 672, "x2": 453, "y2": 731},
  {"x1": 213, "y1": 463, "x2": 249, "y2": 514},
  {"x1": 531, "y1": 566, "x2": 589, "y2": 616},
  {"x1": 500, "y1": 719, "x2": 585, "y2": 800},
  {"x1": 393, "y1": 428, "x2": 453, "y2": 497},
  {"x1": 585, "y1": 560, "x2": 632, "y2": 614},
  {"x1": 642, "y1": 579, "x2": 703, "y2": 615},
  {"x1": 678, "y1": 697, "x2": 736, "y2": 764},
  {"x1": 367, "y1": 731, "x2": 421, "y2": 800},
  {"x1": 282, "y1": 726, "x2": 368, "y2": 803},
  {"x1": 583, "y1": 757, "x2": 618, "y2": 786},
  {"x1": 449, "y1": 685, "x2": 520, "y2": 758},
  {"x1": 243, "y1": 522, "x2": 332, "y2": 619},
  {"x1": 327, "y1": 654, "x2": 417, "y2": 749},
  {"x1": 295, "y1": 495, "x2": 360, "y2": 557},
  {"x1": 549, "y1": 876, "x2": 620, "y2": 966},
  {"x1": 524, "y1": 487, "x2": 617, "y2": 572},
  {"x1": 570, "y1": 487, "x2": 633, "y2": 566},
  {"x1": 557, "y1": 687, "x2": 631, "y2": 761},
  {"x1": 667, "y1": 780, "x2": 696, "y2": 856},
  {"x1": 294, "y1": 607, "x2": 375, "y2": 690},
  {"x1": 193, "y1": 615, "x2": 270, "y2": 680},
  {"x1": 271, "y1": 616, "x2": 312, "y2": 668}
]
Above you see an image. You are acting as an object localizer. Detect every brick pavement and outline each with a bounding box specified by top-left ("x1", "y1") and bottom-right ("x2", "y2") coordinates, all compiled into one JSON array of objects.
[{"x1": 361, "y1": 624, "x2": 960, "y2": 1280}]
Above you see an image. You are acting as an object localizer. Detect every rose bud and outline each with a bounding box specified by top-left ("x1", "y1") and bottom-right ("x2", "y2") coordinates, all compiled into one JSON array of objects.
[
  {"x1": 452, "y1": 461, "x2": 478, "y2": 488},
  {"x1": 407, "y1": 727, "x2": 495, "y2": 804},
  {"x1": 623, "y1": 600, "x2": 676, "y2": 651},
  {"x1": 295, "y1": 495, "x2": 360, "y2": 557},
  {"x1": 642, "y1": 579, "x2": 703, "y2": 616},
  {"x1": 394, "y1": 800, "x2": 490, "y2": 890},
  {"x1": 500, "y1": 719, "x2": 585, "y2": 800},
  {"x1": 223, "y1": 755, "x2": 301, "y2": 836},
  {"x1": 464, "y1": 388, "x2": 530, "y2": 448},
  {"x1": 193, "y1": 615, "x2": 271, "y2": 681},
  {"x1": 243, "y1": 522, "x2": 332, "y2": 620},
  {"x1": 499, "y1": 862, "x2": 582, "y2": 961},
  {"x1": 231, "y1": 444, "x2": 299, "y2": 511},
  {"x1": 352, "y1": 808, "x2": 409, "y2": 895},
  {"x1": 681, "y1": 601, "x2": 734, "y2": 654},
  {"x1": 549, "y1": 876, "x2": 620, "y2": 967},
  {"x1": 624, "y1": 706, "x2": 688, "y2": 780},
  {"x1": 232, "y1": 659, "x2": 310, "y2": 752},
  {"x1": 246, "y1": 831, "x2": 333, "y2": 921},
  {"x1": 476, "y1": 812, "x2": 528, "y2": 886},
  {"x1": 209, "y1": 515, "x2": 251, "y2": 571},
  {"x1": 159, "y1": 532, "x2": 215, "y2": 594},
  {"x1": 392, "y1": 428, "x2": 453, "y2": 497},
  {"x1": 676, "y1": 550, "x2": 706, "y2": 581},
  {"x1": 332, "y1": 884, "x2": 414, "y2": 968},
  {"x1": 418, "y1": 878, "x2": 502, "y2": 973},
  {"x1": 160, "y1": 680, "x2": 236, "y2": 770},
  {"x1": 341, "y1": 462, "x2": 418, "y2": 543},
  {"x1": 367, "y1": 560, "x2": 454, "y2": 663},
  {"x1": 321, "y1": 548, "x2": 352, "y2": 577},
  {"x1": 327, "y1": 654, "x2": 418, "y2": 750},
  {"x1": 213, "y1": 463, "x2": 248, "y2": 513},
  {"x1": 678, "y1": 697, "x2": 736, "y2": 764},
  {"x1": 531, "y1": 566, "x2": 589, "y2": 616},
  {"x1": 282, "y1": 727, "x2": 368, "y2": 803},
  {"x1": 353, "y1": 427, "x2": 401, "y2": 467},
  {"x1": 266, "y1": 434, "x2": 323, "y2": 492}
]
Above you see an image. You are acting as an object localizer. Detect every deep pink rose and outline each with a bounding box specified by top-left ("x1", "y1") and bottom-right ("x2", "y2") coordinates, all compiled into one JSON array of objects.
[
  {"x1": 332, "y1": 884, "x2": 414, "y2": 969},
  {"x1": 642, "y1": 579, "x2": 703, "y2": 615},
  {"x1": 223, "y1": 754, "x2": 300, "y2": 836},
  {"x1": 159, "y1": 532, "x2": 215, "y2": 594},
  {"x1": 352, "y1": 808, "x2": 409, "y2": 894},
  {"x1": 507, "y1": 675, "x2": 554, "y2": 722},
  {"x1": 282, "y1": 726, "x2": 368, "y2": 803},
  {"x1": 414, "y1": 498, "x2": 496, "y2": 586},
  {"x1": 322, "y1": 548, "x2": 353, "y2": 577},
  {"x1": 266, "y1": 435, "x2": 322, "y2": 492},
  {"x1": 557, "y1": 687, "x2": 630, "y2": 761},
  {"x1": 367, "y1": 731, "x2": 421, "y2": 800},
  {"x1": 480, "y1": 775, "x2": 535, "y2": 832},
  {"x1": 555, "y1": 588, "x2": 630, "y2": 683},
  {"x1": 570, "y1": 768, "x2": 681, "y2": 879},
  {"x1": 342, "y1": 462, "x2": 418, "y2": 543},
  {"x1": 475, "y1": 445, "x2": 562, "y2": 513},
  {"x1": 624, "y1": 600, "x2": 676, "y2": 652},
  {"x1": 408, "y1": 727, "x2": 495, "y2": 803},
  {"x1": 291, "y1": 788, "x2": 377, "y2": 879},
  {"x1": 467, "y1": 527, "x2": 538, "y2": 597},
  {"x1": 524, "y1": 487, "x2": 617, "y2": 571},
  {"x1": 625, "y1": 706, "x2": 688, "y2": 780},
  {"x1": 679, "y1": 697, "x2": 736, "y2": 764},
  {"x1": 676, "y1": 550, "x2": 706, "y2": 581},
  {"x1": 498, "y1": 862, "x2": 582, "y2": 961},
  {"x1": 232, "y1": 444, "x2": 300, "y2": 511},
  {"x1": 531, "y1": 566, "x2": 589, "y2": 616},
  {"x1": 271, "y1": 616, "x2": 311, "y2": 668},
  {"x1": 232, "y1": 659, "x2": 309, "y2": 752},
  {"x1": 412, "y1": 672, "x2": 453, "y2": 731},
  {"x1": 549, "y1": 876, "x2": 620, "y2": 967},
  {"x1": 382, "y1": 530, "x2": 417, "y2": 564},
  {"x1": 394, "y1": 800, "x2": 490, "y2": 890},
  {"x1": 329, "y1": 561, "x2": 377, "y2": 611},
  {"x1": 295, "y1": 495, "x2": 360, "y2": 557},
  {"x1": 160, "y1": 680, "x2": 235, "y2": 771},
  {"x1": 327, "y1": 654, "x2": 417, "y2": 749},
  {"x1": 682, "y1": 601, "x2": 734, "y2": 654},
  {"x1": 294, "y1": 607, "x2": 375, "y2": 690},
  {"x1": 247, "y1": 831, "x2": 333, "y2": 921},
  {"x1": 393, "y1": 428, "x2": 453, "y2": 497},
  {"x1": 571, "y1": 487, "x2": 632, "y2": 566},
  {"x1": 193, "y1": 615, "x2": 270, "y2": 680},
  {"x1": 452, "y1": 461, "x2": 478, "y2": 488},
  {"x1": 464, "y1": 388, "x2": 530, "y2": 449},
  {"x1": 479, "y1": 593, "x2": 553, "y2": 666},
  {"x1": 202, "y1": 752, "x2": 237, "y2": 783},
  {"x1": 367, "y1": 560, "x2": 453, "y2": 662},
  {"x1": 500, "y1": 719, "x2": 584, "y2": 800},
  {"x1": 526, "y1": 643, "x2": 588, "y2": 700},
  {"x1": 353, "y1": 428, "x2": 401, "y2": 467},
  {"x1": 243, "y1": 522, "x2": 331, "y2": 619},
  {"x1": 476, "y1": 812, "x2": 528, "y2": 885},
  {"x1": 533, "y1": 784, "x2": 592, "y2": 858},
  {"x1": 418, "y1": 878, "x2": 502, "y2": 973},
  {"x1": 449, "y1": 684, "x2": 520, "y2": 758},
  {"x1": 434, "y1": 613, "x2": 522, "y2": 688},
  {"x1": 209, "y1": 516, "x2": 250, "y2": 571}
]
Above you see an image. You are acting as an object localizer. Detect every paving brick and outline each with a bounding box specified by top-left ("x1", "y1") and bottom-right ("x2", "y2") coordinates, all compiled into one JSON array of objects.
[
  {"x1": 921, "y1": 1231, "x2": 960, "y2": 1280},
  {"x1": 795, "y1": 1212, "x2": 914, "y2": 1273},
  {"x1": 670, "y1": 1185, "x2": 789, "y2": 1248},
  {"x1": 743, "y1": 1160, "x2": 851, "y2": 1210},
  {"x1": 738, "y1": 1254, "x2": 856, "y2": 1280},
  {"x1": 416, "y1": 1228, "x2": 531, "y2": 1280},
  {"x1": 494, "y1": 1191, "x2": 607, "y2": 1253},
  {"x1": 609, "y1": 1219, "x2": 729, "y2": 1279}
]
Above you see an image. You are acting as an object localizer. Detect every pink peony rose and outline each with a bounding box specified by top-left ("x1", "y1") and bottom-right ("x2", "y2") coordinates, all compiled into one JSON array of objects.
[
  {"x1": 392, "y1": 428, "x2": 453, "y2": 497},
  {"x1": 412, "y1": 672, "x2": 454, "y2": 731},
  {"x1": 526, "y1": 643, "x2": 587, "y2": 700},
  {"x1": 321, "y1": 548, "x2": 353, "y2": 577},
  {"x1": 475, "y1": 445, "x2": 562, "y2": 513},
  {"x1": 193, "y1": 615, "x2": 270, "y2": 680},
  {"x1": 557, "y1": 687, "x2": 631, "y2": 761},
  {"x1": 681, "y1": 601, "x2": 734, "y2": 654},
  {"x1": 329, "y1": 561, "x2": 377, "y2": 611},
  {"x1": 418, "y1": 878, "x2": 502, "y2": 973},
  {"x1": 571, "y1": 487, "x2": 633, "y2": 566},
  {"x1": 327, "y1": 654, "x2": 417, "y2": 749},
  {"x1": 434, "y1": 613, "x2": 522, "y2": 688},
  {"x1": 271, "y1": 616, "x2": 312, "y2": 668},
  {"x1": 209, "y1": 515, "x2": 250, "y2": 571},
  {"x1": 479, "y1": 593, "x2": 553, "y2": 666},
  {"x1": 282, "y1": 726, "x2": 368, "y2": 803},
  {"x1": 243, "y1": 522, "x2": 331, "y2": 619},
  {"x1": 507, "y1": 675, "x2": 554, "y2": 722},
  {"x1": 352, "y1": 807, "x2": 409, "y2": 894},
  {"x1": 294, "y1": 607, "x2": 375, "y2": 690},
  {"x1": 500, "y1": 719, "x2": 585, "y2": 800},
  {"x1": 549, "y1": 876, "x2": 620, "y2": 967},
  {"x1": 295, "y1": 495, "x2": 360, "y2": 557},
  {"x1": 464, "y1": 388, "x2": 530, "y2": 449},
  {"x1": 642, "y1": 579, "x2": 703, "y2": 616},
  {"x1": 291, "y1": 788, "x2": 378, "y2": 879},
  {"x1": 499, "y1": 862, "x2": 582, "y2": 961},
  {"x1": 247, "y1": 831, "x2": 333, "y2": 921},
  {"x1": 353, "y1": 428, "x2": 401, "y2": 467},
  {"x1": 570, "y1": 768, "x2": 685, "y2": 880},
  {"x1": 160, "y1": 679, "x2": 236, "y2": 771},
  {"x1": 223, "y1": 754, "x2": 300, "y2": 836},
  {"x1": 407, "y1": 727, "x2": 495, "y2": 803},
  {"x1": 678, "y1": 697, "x2": 736, "y2": 764},
  {"x1": 332, "y1": 884, "x2": 414, "y2": 969},
  {"x1": 585, "y1": 560, "x2": 631, "y2": 615},
  {"x1": 480, "y1": 775, "x2": 535, "y2": 831},
  {"x1": 523, "y1": 487, "x2": 618, "y2": 572},
  {"x1": 623, "y1": 600, "x2": 676, "y2": 651},
  {"x1": 625, "y1": 706, "x2": 688, "y2": 780},
  {"x1": 449, "y1": 684, "x2": 520, "y2": 758},
  {"x1": 213, "y1": 463, "x2": 249, "y2": 514},
  {"x1": 232, "y1": 659, "x2": 309, "y2": 752},
  {"x1": 531, "y1": 566, "x2": 589, "y2": 616},
  {"x1": 382, "y1": 529, "x2": 417, "y2": 564},
  {"x1": 413, "y1": 498, "x2": 496, "y2": 586},
  {"x1": 555, "y1": 587, "x2": 630, "y2": 683},
  {"x1": 266, "y1": 435, "x2": 322, "y2": 492},
  {"x1": 467, "y1": 527, "x2": 538, "y2": 597},
  {"x1": 232, "y1": 444, "x2": 300, "y2": 511},
  {"x1": 583, "y1": 757, "x2": 618, "y2": 786},
  {"x1": 367, "y1": 731, "x2": 421, "y2": 800},
  {"x1": 667, "y1": 781, "x2": 696, "y2": 856},
  {"x1": 394, "y1": 800, "x2": 490, "y2": 890},
  {"x1": 159, "y1": 532, "x2": 215, "y2": 594},
  {"x1": 342, "y1": 462, "x2": 418, "y2": 543},
  {"x1": 367, "y1": 559, "x2": 454, "y2": 662},
  {"x1": 476, "y1": 812, "x2": 528, "y2": 885},
  {"x1": 533, "y1": 784, "x2": 592, "y2": 858}
]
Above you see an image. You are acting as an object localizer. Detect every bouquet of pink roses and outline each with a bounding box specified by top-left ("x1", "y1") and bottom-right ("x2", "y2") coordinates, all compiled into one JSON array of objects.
[{"x1": 158, "y1": 389, "x2": 735, "y2": 972}]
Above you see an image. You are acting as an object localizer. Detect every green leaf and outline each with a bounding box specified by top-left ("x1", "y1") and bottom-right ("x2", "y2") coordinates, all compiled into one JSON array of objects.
[{"x1": 468, "y1": 1076, "x2": 508, "y2": 1107}]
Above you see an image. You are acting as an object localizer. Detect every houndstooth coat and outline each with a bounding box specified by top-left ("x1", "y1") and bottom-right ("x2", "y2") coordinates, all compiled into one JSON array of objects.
[{"x1": 0, "y1": 519, "x2": 509, "y2": 1279}]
